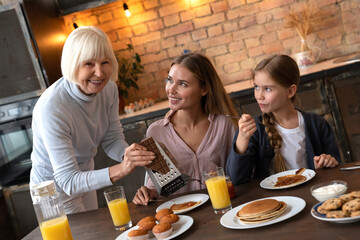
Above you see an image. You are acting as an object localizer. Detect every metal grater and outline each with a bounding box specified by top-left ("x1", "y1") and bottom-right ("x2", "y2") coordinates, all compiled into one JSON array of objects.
[{"x1": 140, "y1": 138, "x2": 187, "y2": 196}]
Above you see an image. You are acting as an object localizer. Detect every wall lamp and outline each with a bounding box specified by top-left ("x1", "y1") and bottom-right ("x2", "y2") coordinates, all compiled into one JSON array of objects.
[{"x1": 123, "y1": 3, "x2": 131, "y2": 17}]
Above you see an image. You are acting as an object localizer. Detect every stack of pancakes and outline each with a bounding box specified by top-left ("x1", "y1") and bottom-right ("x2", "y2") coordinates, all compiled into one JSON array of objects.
[{"x1": 236, "y1": 199, "x2": 287, "y2": 224}]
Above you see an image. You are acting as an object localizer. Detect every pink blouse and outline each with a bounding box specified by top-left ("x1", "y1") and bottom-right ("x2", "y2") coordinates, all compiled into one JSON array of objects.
[{"x1": 145, "y1": 111, "x2": 236, "y2": 194}]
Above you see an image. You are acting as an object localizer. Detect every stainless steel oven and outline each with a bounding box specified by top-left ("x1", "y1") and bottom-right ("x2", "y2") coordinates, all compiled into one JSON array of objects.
[{"x1": 0, "y1": 98, "x2": 38, "y2": 187}]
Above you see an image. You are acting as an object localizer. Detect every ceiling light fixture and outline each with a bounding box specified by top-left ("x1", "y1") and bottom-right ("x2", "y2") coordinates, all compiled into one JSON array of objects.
[{"x1": 123, "y1": 3, "x2": 131, "y2": 17}]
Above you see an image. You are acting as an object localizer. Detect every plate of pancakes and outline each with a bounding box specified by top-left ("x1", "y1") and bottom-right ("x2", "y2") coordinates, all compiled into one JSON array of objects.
[
  {"x1": 220, "y1": 196, "x2": 305, "y2": 229},
  {"x1": 260, "y1": 169, "x2": 316, "y2": 189}
]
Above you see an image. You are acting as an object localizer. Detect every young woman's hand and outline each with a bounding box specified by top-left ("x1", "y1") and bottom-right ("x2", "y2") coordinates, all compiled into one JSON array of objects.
[
  {"x1": 235, "y1": 114, "x2": 257, "y2": 154},
  {"x1": 132, "y1": 186, "x2": 159, "y2": 205},
  {"x1": 109, "y1": 144, "x2": 155, "y2": 183},
  {"x1": 314, "y1": 154, "x2": 338, "y2": 169}
]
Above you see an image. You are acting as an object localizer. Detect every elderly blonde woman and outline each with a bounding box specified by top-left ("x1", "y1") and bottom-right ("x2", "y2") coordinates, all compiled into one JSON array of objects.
[{"x1": 30, "y1": 26, "x2": 154, "y2": 214}]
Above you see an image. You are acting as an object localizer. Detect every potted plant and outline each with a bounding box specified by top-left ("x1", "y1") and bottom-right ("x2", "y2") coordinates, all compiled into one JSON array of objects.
[
  {"x1": 115, "y1": 44, "x2": 144, "y2": 108},
  {"x1": 284, "y1": 2, "x2": 322, "y2": 67}
]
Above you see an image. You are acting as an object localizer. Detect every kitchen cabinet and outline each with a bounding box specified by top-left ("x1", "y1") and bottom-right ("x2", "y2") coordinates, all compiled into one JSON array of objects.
[
  {"x1": 0, "y1": 189, "x2": 16, "y2": 239},
  {"x1": 326, "y1": 68, "x2": 360, "y2": 162},
  {"x1": 2, "y1": 184, "x2": 37, "y2": 239}
]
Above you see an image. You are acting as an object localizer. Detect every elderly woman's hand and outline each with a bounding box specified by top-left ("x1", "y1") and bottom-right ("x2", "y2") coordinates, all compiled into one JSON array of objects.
[{"x1": 109, "y1": 143, "x2": 155, "y2": 183}]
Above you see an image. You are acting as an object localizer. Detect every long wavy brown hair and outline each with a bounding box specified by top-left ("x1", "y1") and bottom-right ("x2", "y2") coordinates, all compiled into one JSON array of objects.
[
  {"x1": 253, "y1": 54, "x2": 300, "y2": 172},
  {"x1": 169, "y1": 52, "x2": 239, "y2": 127}
]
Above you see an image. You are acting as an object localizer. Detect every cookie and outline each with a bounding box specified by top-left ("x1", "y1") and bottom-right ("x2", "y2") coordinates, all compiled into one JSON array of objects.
[
  {"x1": 339, "y1": 193, "x2": 355, "y2": 202},
  {"x1": 342, "y1": 198, "x2": 360, "y2": 212},
  {"x1": 317, "y1": 205, "x2": 329, "y2": 214},
  {"x1": 326, "y1": 210, "x2": 350, "y2": 218},
  {"x1": 350, "y1": 211, "x2": 360, "y2": 217},
  {"x1": 321, "y1": 198, "x2": 344, "y2": 210},
  {"x1": 351, "y1": 191, "x2": 360, "y2": 198}
]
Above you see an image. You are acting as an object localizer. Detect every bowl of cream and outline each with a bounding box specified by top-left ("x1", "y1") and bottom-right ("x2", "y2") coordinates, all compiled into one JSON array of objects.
[{"x1": 310, "y1": 180, "x2": 347, "y2": 202}]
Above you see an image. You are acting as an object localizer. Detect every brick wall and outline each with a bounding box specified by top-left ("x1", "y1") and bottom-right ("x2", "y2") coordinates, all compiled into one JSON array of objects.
[{"x1": 61, "y1": 0, "x2": 360, "y2": 104}]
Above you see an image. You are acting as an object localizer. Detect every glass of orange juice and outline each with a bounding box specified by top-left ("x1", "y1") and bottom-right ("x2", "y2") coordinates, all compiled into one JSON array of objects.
[
  {"x1": 202, "y1": 167, "x2": 232, "y2": 214},
  {"x1": 40, "y1": 216, "x2": 73, "y2": 240},
  {"x1": 104, "y1": 186, "x2": 132, "y2": 231}
]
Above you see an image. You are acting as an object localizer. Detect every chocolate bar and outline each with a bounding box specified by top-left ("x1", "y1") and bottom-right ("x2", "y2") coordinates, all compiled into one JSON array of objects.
[{"x1": 139, "y1": 137, "x2": 170, "y2": 174}]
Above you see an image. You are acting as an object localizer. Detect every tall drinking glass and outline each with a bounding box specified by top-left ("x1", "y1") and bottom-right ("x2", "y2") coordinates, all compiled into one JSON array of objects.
[
  {"x1": 104, "y1": 186, "x2": 132, "y2": 231},
  {"x1": 202, "y1": 167, "x2": 232, "y2": 214}
]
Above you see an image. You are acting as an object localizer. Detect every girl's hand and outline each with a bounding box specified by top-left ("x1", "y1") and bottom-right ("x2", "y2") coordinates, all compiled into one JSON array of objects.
[
  {"x1": 314, "y1": 154, "x2": 338, "y2": 169},
  {"x1": 235, "y1": 114, "x2": 257, "y2": 154},
  {"x1": 132, "y1": 186, "x2": 159, "y2": 205},
  {"x1": 238, "y1": 114, "x2": 257, "y2": 139}
]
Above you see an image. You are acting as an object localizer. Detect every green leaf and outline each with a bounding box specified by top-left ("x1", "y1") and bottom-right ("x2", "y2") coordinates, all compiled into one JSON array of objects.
[
  {"x1": 126, "y1": 43, "x2": 133, "y2": 50},
  {"x1": 135, "y1": 53, "x2": 141, "y2": 63},
  {"x1": 130, "y1": 81, "x2": 139, "y2": 89},
  {"x1": 116, "y1": 44, "x2": 143, "y2": 99}
]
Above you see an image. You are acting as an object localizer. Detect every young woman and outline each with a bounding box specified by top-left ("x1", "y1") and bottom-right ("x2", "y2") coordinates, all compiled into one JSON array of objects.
[
  {"x1": 30, "y1": 26, "x2": 155, "y2": 214},
  {"x1": 133, "y1": 52, "x2": 238, "y2": 205},
  {"x1": 226, "y1": 54, "x2": 340, "y2": 185}
]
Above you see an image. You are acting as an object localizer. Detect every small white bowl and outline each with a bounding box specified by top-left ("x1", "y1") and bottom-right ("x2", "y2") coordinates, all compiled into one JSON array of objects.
[{"x1": 310, "y1": 180, "x2": 347, "y2": 202}]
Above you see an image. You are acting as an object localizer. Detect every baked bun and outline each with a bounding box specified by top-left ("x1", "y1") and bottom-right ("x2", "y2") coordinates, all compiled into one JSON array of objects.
[
  {"x1": 152, "y1": 223, "x2": 173, "y2": 239},
  {"x1": 137, "y1": 220, "x2": 156, "y2": 231},
  {"x1": 159, "y1": 213, "x2": 179, "y2": 224},
  {"x1": 128, "y1": 229, "x2": 148, "y2": 240},
  {"x1": 155, "y1": 208, "x2": 174, "y2": 221},
  {"x1": 137, "y1": 216, "x2": 156, "y2": 225}
]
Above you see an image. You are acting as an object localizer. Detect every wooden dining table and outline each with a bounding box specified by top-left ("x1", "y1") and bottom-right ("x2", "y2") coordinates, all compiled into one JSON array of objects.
[{"x1": 23, "y1": 162, "x2": 360, "y2": 240}]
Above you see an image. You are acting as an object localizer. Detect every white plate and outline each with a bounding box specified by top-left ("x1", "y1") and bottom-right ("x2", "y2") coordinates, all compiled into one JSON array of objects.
[
  {"x1": 220, "y1": 196, "x2": 305, "y2": 229},
  {"x1": 311, "y1": 201, "x2": 360, "y2": 223},
  {"x1": 116, "y1": 215, "x2": 193, "y2": 240},
  {"x1": 260, "y1": 169, "x2": 316, "y2": 189},
  {"x1": 156, "y1": 193, "x2": 209, "y2": 214}
]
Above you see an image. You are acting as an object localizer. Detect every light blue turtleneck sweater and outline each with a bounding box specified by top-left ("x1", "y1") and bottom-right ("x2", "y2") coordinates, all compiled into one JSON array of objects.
[{"x1": 30, "y1": 77, "x2": 128, "y2": 213}]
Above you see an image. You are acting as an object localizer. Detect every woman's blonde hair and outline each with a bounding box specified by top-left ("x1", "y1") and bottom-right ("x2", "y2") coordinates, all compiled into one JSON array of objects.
[
  {"x1": 61, "y1": 26, "x2": 118, "y2": 84},
  {"x1": 253, "y1": 54, "x2": 300, "y2": 172},
  {"x1": 171, "y1": 52, "x2": 238, "y2": 126}
]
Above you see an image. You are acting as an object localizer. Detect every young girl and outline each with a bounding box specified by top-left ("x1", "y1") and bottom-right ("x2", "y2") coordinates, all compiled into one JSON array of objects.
[
  {"x1": 226, "y1": 54, "x2": 340, "y2": 185},
  {"x1": 133, "y1": 52, "x2": 238, "y2": 205}
]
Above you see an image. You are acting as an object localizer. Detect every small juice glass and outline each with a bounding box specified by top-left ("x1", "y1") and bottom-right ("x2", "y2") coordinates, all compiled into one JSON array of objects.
[
  {"x1": 104, "y1": 186, "x2": 132, "y2": 231},
  {"x1": 202, "y1": 167, "x2": 232, "y2": 214},
  {"x1": 226, "y1": 176, "x2": 236, "y2": 199}
]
